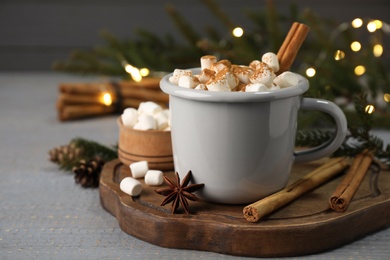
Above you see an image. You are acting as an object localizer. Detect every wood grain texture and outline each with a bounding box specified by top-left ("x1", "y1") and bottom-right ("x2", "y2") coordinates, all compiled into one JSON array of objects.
[{"x1": 99, "y1": 159, "x2": 390, "y2": 257}]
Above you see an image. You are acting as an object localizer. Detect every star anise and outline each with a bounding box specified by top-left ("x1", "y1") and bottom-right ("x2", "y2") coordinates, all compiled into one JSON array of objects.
[{"x1": 154, "y1": 171, "x2": 204, "y2": 214}]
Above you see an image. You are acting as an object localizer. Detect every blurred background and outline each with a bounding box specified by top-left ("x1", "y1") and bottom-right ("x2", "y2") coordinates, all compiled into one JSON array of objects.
[{"x1": 1, "y1": 0, "x2": 389, "y2": 71}]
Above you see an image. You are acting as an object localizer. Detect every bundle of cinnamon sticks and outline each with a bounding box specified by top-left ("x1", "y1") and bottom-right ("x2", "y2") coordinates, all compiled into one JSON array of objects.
[
  {"x1": 243, "y1": 152, "x2": 376, "y2": 223},
  {"x1": 56, "y1": 78, "x2": 168, "y2": 121}
]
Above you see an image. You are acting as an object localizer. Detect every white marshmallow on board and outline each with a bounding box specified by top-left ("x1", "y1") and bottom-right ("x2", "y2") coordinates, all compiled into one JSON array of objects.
[
  {"x1": 249, "y1": 63, "x2": 275, "y2": 88},
  {"x1": 245, "y1": 83, "x2": 268, "y2": 92},
  {"x1": 261, "y1": 52, "x2": 279, "y2": 72},
  {"x1": 169, "y1": 69, "x2": 192, "y2": 84},
  {"x1": 138, "y1": 101, "x2": 163, "y2": 116},
  {"x1": 120, "y1": 177, "x2": 143, "y2": 196},
  {"x1": 274, "y1": 71, "x2": 300, "y2": 88},
  {"x1": 121, "y1": 107, "x2": 138, "y2": 127},
  {"x1": 133, "y1": 114, "x2": 156, "y2": 130},
  {"x1": 154, "y1": 110, "x2": 169, "y2": 130},
  {"x1": 129, "y1": 161, "x2": 149, "y2": 179},
  {"x1": 144, "y1": 170, "x2": 164, "y2": 186},
  {"x1": 178, "y1": 75, "x2": 199, "y2": 89},
  {"x1": 200, "y1": 55, "x2": 217, "y2": 70}
]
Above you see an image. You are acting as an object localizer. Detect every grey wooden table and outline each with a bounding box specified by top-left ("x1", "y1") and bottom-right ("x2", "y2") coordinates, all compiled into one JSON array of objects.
[{"x1": 1, "y1": 72, "x2": 389, "y2": 259}]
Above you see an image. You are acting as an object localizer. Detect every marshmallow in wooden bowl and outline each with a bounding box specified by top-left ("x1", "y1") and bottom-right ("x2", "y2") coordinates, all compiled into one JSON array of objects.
[{"x1": 117, "y1": 101, "x2": 173, "y2": 171}]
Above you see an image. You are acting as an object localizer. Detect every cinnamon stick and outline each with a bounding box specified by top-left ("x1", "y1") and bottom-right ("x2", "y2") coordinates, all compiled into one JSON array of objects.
[
  {"x1": 59, "y1": 78, "x2": 161, "y2": 95},
  {"x1": 56, "y1": 77, "x2": 168, "y2": 121},
  {"x1": 277, "y1": 22, "x2": 299, "y2": 63},
  {"x1": 277, "y1": 22, "x2": 310, "y2": 74},
  {"x1": 58, "y1": 88, "x2": 168, "y2": 106},
  {"x1": 59, "y1": 104, "x2": 114, "y2": 121},
  {"x1": 59, "y1": 82, "x2": 106, "y2": 95},
  {"x1": 329, "y1": 151, "x2": 373, "y2": 212},
  {"x1": 58, "y1": 93, "x2": 102, "y2": 105},
  {"x1": 243, "y1": 157, "x2": 350, "y2": 223}
]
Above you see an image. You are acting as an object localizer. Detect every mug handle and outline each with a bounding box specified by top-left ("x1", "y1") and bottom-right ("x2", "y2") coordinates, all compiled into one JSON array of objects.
[{"x1": 294, "y1": 97, "x2": 348, "y2": 163}]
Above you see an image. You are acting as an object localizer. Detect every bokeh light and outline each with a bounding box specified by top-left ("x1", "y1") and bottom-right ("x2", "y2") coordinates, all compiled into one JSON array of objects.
[
  {"x1": 354, "y1": 65, "x2": 366, "y2": 76},
  {"x1": 232, "y1": 27, "x2": 244, "y2": 37}
]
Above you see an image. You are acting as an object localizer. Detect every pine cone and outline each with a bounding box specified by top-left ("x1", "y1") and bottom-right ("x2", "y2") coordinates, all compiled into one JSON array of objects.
[
  {"x1": 49, "y1": 143, "x2": 82, "y2": 164},
  {"x1": 73, "y1": 157, "x2": 105, "y2": 188}
]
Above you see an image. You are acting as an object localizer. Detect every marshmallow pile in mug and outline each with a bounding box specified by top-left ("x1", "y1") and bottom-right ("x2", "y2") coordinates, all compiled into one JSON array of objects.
[
  {"x1": 169, "y1": 53, "x2": 301, "y2": 92},
  {"x1": 121, "y1": 101, "x2": 170, "y2": 131}
]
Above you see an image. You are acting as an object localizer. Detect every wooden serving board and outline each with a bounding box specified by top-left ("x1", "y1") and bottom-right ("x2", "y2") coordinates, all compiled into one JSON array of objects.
[{"x1": 99, "y1": 159, "x2": 390, "y2": 257}]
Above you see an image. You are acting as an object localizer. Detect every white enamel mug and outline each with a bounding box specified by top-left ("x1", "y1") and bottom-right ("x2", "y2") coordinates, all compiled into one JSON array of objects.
[{"x1": 160, "y1": 68, "x2": 347, "y2": 204}]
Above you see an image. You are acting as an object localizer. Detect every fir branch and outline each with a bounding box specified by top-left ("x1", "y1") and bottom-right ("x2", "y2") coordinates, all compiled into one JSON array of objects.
[
  {"x1": 297, "y1": 93, "x2": 390, "y2": 168},
  {"x1": 70, "y1": 138, "x2": 117, "y2": 161},
  {"x1": 200, "y1": 0, "x2": 236, "y2": 30},
  {"x1": 296, "y1": 129, "x2": 334, "y2": 147},
  {"x1": 265, "y1": 0, "x2": 282, "y2": 52},
  {"x1": 165, "y1": 4, "x2": 202, "y2": 46},
  {"x1": 50, "y1": 138, "x2": 117, "y2": 171}
]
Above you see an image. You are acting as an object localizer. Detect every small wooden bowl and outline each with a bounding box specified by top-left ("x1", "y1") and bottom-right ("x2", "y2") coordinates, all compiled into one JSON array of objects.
[{"x1": 117, "y1": 117, "x2": 174, "y2": 171}]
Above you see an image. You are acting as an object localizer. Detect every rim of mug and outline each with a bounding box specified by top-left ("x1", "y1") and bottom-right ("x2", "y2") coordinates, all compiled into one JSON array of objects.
[{"x1": 160, "y1": 67, "x2": 309, "y2": 102}]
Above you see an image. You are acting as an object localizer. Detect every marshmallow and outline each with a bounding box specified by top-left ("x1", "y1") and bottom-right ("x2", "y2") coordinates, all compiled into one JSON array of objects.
[
  {"x1": 161, "y1": 109, "x2": 170, "y2": 125},
  {"x1": 200, "y1": 55, "x2": 217, "y2": 70},
  {"x1": 178, "y1": 75, "x2": 199, "y2": 89},
  {"x1": 249, "y1": 63, "x2": 275, "y2": 88},
  {"x1": 245, "y1": 83, "x2": 268, "y2": 92},
  {"x1": 273, "y1": 71, "x2": 300, "y2": 88},
  {"x1": 261, "y1": 52, "x2": 279, "y2": 72},
  {"x1": 197, "y1": 68, "x2": 215, "y2": 83},
  {"x1": 224, "y1": 70, "x2": 239, "y2": 90},
  {"x1": 206, "y1": 77, "x2": 231, "y2": 92},
  {"x1": 249, "y1": 60, "x2": 262, "y2": 70},
  {"x1": 212, "y1": 67, "x2": 239, "y2": 90},
  {"x1": 212, "y1": 59, "x2": 231, "y2": 73},
  {"x1": 120, "y1": 177, "x2": 142, "y2": 196},
  {"x1": 133, "y1": 114, "x2": 156, "y2": 130},
  {"x1": 123, "y1": 107, "x2": 137, "y2": 114},
  {"x1": 138, "y1": 101, "x2": 163, "y2": 116},
  {"x1": 169, "y1": 69, "x2": 192, "y2": 84},
  {"x1": 129, "y1": 161, "x2": 149, "y2": 179},
  {"x1": 121, "y1": 108, "x2": 138, "y2": 127},
  {"x1": 173, "y1": 69, "x2": 192, "y2": 77},
  {"x1": 195, "y1": 84, "x2": 208, "y2": 90},
  {"x1": 154, "y1": 110, "x2": 169, "y2": 130},
  {"x1": 232, "y1": 65, "x2": 253, "y2": 84},
  {"x1": 269, "y1": 84, "x2": 281, "y2": 90},
  {"x1": 144, "y1": 170, "x2": 164, "y2": 186}
]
